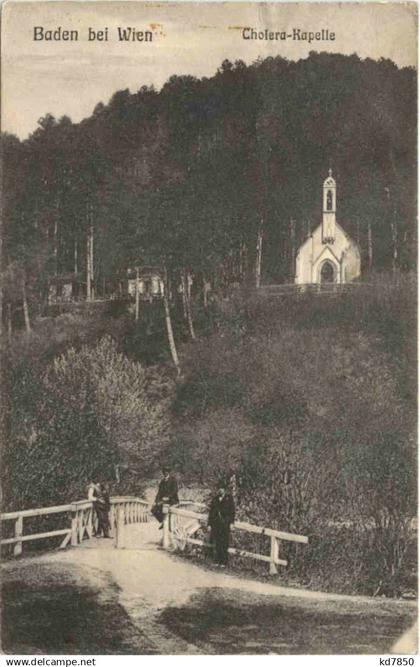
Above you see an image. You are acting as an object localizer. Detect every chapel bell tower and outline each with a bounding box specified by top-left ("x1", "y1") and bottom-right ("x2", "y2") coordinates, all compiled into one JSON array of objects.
[{"x1": 322, "y1": 168, "x2": 336, "y2": 244}]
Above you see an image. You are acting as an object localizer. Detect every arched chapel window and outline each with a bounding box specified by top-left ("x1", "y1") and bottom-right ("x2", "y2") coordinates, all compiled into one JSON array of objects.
[{"x1": 326, "y1": 190, "x2": 333, "y2": 211}]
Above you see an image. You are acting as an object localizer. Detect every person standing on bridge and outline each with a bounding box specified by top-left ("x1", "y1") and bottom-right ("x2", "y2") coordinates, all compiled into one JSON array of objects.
[
  {"x1": 152, "y1": 466, "x2": 179, "y2": 527},
  {"x1": 95, "y1": 483, "x2": 111, "y2": 538},
  {"x1": 88, "y1": 480, "x2": 100, "y2": 535},
  {"x1": 208, "y1": 480, "x2": 235, "y2": 567},
  {"x1": 87, "y1": 480, "x2": 100, "y2": 502}
]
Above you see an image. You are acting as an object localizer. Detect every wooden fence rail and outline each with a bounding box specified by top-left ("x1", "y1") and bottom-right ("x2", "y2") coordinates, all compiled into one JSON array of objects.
[
  {"x1": 163, "y1": 505, "x2": 308, "y2": 575},
  {"x1": 1, "y1": 496, "x2": 149, "y2": 557},
  {"x1": 1, "y1": 496, "x2": 308, "y2": 575},
  {"x1": 257, "y1": 282, "x2": 372, "y2": 298}
]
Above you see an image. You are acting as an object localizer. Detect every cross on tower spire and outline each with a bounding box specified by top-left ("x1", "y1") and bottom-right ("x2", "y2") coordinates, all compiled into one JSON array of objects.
[{"x1": 328, "y1": 158, "x2": 332, "y2": 178}]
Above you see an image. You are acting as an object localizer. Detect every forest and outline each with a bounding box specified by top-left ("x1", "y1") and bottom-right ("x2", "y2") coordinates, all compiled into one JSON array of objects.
[
  {"x1": 2, "y1": 51, "x2": 417, "y2": 322},
  {"x1": 1, "y1": 52, "x2": 417, "y2": 597}
]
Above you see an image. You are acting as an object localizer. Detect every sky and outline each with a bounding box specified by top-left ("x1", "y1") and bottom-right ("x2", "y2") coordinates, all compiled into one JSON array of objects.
[{"x1": 1, "y1": 1, "x2": 417, "y2": 139}]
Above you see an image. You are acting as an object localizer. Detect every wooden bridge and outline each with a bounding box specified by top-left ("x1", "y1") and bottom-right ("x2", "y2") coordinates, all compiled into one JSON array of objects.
[
  {"x1": 2, "y1": 497, "x2": 417, "y2": 655},
  {"x1": 1, "y1": 496, "x2": 308, "y2": 575}
]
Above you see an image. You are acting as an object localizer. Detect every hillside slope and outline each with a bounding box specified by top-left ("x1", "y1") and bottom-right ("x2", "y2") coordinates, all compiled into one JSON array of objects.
[{"x1": 168, "y1": 279, "x2": 416, "y2": 595}]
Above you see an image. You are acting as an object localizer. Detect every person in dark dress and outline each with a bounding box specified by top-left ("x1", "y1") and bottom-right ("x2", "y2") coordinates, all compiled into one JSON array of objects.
[
  {"x1": 95, "y1": 483, "x2": 111, "y2": 538},
  {"x1": 152, "y1": 466, "x2": 179, "y2": 526},
  {"x1": 208, "y1": 481, "x2": 235, "y2": 567}
]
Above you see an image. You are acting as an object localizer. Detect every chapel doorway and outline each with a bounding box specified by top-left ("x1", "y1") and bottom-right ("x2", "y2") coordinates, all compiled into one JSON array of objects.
[{"x1": 320, "y1": 260, "x2": 335, "y2": 283}]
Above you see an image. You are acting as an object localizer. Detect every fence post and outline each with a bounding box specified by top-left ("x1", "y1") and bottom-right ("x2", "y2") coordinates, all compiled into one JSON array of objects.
[
  {"x1": 269, "y1": 536, "x2": 279, "y2": 575},
  {"x1": 92, "y1": 504, "x2": 98, "y2": 536},
  {"x1": 87, "y1": 505, "x2": 93, "y2": 538},
  {"x1": 162, "y1": 504, "x2": 170, "y2": 549},
  {"x1": 14, "y1": 515, "x2": 23, "y2": 556},
  {"x1": 78, "y1": 508, "x2": 84, "y2": 543},
  {"x1": 115, "y1": 505, "x2": 125, "y2": 549},
  {"x1": 71, "y1": 506, "x2": 78, "y2": 546}
]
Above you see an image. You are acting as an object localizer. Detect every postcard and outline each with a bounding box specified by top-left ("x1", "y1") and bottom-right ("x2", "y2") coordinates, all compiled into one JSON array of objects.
[{"x1": 1, "y1": 0, "x2": 417, "y2": 657}]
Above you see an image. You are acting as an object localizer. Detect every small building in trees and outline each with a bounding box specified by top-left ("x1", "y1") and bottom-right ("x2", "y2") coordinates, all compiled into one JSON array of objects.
[
  {"x1": 127, "y1": 267, "x2": 164, "y2": 300},
  {"x1": 48, "y1": 273, "x2": 84, "y2": 303},
  {"x1": 295, "y1": 170, "x2": 361, "y2": 285}
]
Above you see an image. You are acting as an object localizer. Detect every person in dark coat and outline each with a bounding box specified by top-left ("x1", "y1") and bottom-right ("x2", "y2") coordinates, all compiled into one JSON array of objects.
[
  {"x1": 95, "y1": 483, "x2": 111, "y2": 538},
  {"x1": 152, "y1": 466, "x2": 179, "y2": 526},
  {"x1": 208, "y1": 480, "x2": 235, "y2": 566}
]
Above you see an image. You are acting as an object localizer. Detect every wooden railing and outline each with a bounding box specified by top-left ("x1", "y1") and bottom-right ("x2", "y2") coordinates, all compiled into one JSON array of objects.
[
  {"x1": 1, "y1": 496, "x2": 308, "y2": 575},
  {"x1": 1, "y1": 496, "x2": 149, "y2": 557},
  {"x1": 258, "y1": 282, "x2": 368, "y2": 297},
  {"x1": 1, "y1": 503, "x2": 76, "y2": 557},
  {"x1": 112, "y1": 496, "x2": 149, "y2": 548},
  {"x1": 163, "y1": 504, "x2": 308, "y2": 575}
]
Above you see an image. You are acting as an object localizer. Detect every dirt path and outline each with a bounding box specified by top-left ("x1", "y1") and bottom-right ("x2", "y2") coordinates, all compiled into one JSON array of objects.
[{"x1": 2, "y1": 520, "x2": 417, "y2": 654}]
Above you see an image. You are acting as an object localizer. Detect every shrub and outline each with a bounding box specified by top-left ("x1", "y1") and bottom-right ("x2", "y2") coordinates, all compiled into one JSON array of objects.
[
  {"x1": 3, "y1": 336, "x2": 173, "y2": 509},
  {"x1": 235, "y1": 431, "x2": 416, "y2": 596},
  {"x1": 169, "y1": 278, "x2": 416, "y2": 595}
]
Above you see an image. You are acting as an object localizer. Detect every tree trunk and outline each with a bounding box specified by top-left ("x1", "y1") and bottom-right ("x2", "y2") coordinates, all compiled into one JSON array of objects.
[
  {"x1": 367, "y1": 221, "x2": 373, "y2": 272},
  {"x1": 391, "y1": 213, "x2": 398, "y2": 276},
  {"x1": 7, "y1": 303, "x2": 12, "y2": 343},
  {"x1": 54, "y1": 194, "x2": 61, "y2": 275},
  {"x1": 0, "y1": 341, "x2": 11, "y2": 483},
  {"x1": 135, "y1": 267, "x2": 140, "y2": 321},
  {"x1": 22, "y1": 281, "x2": 31, "y2": 335},
  {"x1": 86, "y1": 230, "x2": 91, "y2": 300},
  {"x1": 255, "y1": 220, "x2": 264, "y2": 288},
  {"x1": 89, "y1": 222, "x2": 94, "y2": 299},
  {"x1": 163, "y1": 267, "x2": 181, "y2": 375},
  {"x1": 74, "y1": 238, "x2": 78, "y2": 275},
  {"x1": 0, "y1": 244, "x2": 2, "y2": 342},
  {"x1": 290, "y1": 217, "x2": 296, "y2": 281},
  {"x1": 181, "y1": 272, "x2": 188, "y2": 319},
  {"x1": 202, "y1": 274, "x2": 211, "y2": 309},
  {"x1": 181, "y1": 269, "x2": 196, "y2": 340},
  {"x1": 53, "y1": 218, "x2": 58, "y2": 275},
  {"x1": 86, "y1": 207, "x2": 94, "y2": 301},
  {"x1": 239, "y1": 241, "x2": 248, "y2": 283}
]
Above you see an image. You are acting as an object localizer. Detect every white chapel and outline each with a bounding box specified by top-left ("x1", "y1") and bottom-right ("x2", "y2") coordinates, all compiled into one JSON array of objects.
[{"x1": 295, "y1": 170, "x2": 361, "y2": 285}]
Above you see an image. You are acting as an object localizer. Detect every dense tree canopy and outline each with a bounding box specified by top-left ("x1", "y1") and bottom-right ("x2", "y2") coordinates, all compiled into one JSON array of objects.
[{"x1": 1, "y1": 52, "x2": 417, "y2": 315}]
